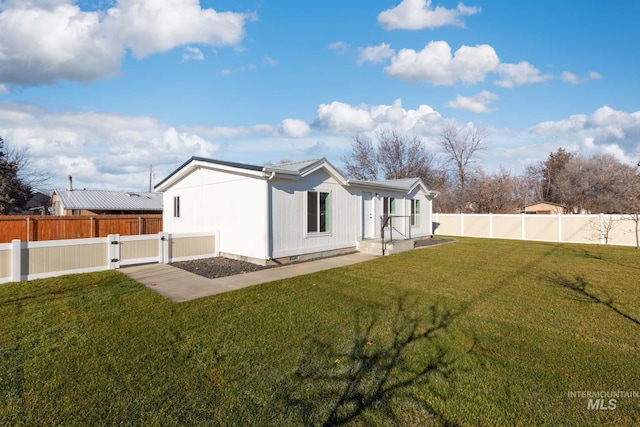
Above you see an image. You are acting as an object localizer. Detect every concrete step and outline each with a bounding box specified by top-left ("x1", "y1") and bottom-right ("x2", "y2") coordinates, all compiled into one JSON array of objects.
[{"x1": 357, "y1": 238, "x2": 414, "y2": 256}]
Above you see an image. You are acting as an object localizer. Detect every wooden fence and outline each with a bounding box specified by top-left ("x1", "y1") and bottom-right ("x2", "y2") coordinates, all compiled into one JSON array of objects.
[{"x1": 0, "y1": 215, "x2": 163, "y2": 243}]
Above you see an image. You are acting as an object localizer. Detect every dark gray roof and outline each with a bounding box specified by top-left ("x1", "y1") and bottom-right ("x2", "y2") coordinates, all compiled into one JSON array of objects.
[
  {"x1": 155, "y1": 156, "x2": 264, "y2": 189},
  {"x1": 54, "y1": 189, "x2": 163, "y2": 211}
]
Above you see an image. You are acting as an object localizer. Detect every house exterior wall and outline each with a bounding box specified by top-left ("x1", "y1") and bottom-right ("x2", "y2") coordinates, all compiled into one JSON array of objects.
[
  {"x1": 269, "y1": 171, "x2": 360, "y2": 258},
  {"x1": 162, "y1": 167, "x2": 268, "y2": 261}
]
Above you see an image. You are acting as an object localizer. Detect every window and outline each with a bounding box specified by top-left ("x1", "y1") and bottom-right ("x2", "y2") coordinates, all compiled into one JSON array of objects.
[
  {"x1": 72, "y1": 209, "x2": 81, "y2": 216},
  {"x1": 382, "y1": 197, "x2": 395, "y2": 226},
  {"x1": 173, "y1": 196, "x2": 180, "y2": 218},
  {"x1": 307, "y1": 191, "x2": 330, "y2": 233},
  {"x1": 411, "y1": 199, "x2": 420, "y2": 226}
]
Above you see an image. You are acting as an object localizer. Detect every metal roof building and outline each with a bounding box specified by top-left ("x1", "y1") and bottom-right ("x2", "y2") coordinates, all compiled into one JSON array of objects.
[{"x1": 51, "y1": 188, "x2": 163, "y2": 216}]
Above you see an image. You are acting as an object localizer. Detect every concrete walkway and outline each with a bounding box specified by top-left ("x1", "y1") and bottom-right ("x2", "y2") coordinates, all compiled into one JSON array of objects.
[{"x1": 119, "y1": 253, "x2": 379, "y2": 303}]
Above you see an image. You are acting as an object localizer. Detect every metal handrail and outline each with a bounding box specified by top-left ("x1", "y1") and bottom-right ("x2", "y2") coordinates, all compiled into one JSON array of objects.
[{"x1": 380, "y1": 215, "x2": 411, "y2": 256}]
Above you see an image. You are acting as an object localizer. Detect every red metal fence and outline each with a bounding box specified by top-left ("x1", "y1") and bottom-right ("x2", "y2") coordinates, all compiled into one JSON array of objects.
[{"x1": 0, "y1": 215, "x2": 163, "y2": 242}]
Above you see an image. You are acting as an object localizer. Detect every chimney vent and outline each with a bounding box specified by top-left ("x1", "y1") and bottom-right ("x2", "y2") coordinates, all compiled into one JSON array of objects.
[{"x1": 67, "y1": 175, "x2": 73, "y2": 191}]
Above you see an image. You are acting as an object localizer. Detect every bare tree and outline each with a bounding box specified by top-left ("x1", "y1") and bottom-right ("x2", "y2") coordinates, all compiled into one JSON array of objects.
[
  {"x1": 7, "y1": 144, "x2": 51, "y2": 192},
  {"x1": 342, "y1": 134, "x2": 379, "y2": 181},
  {"x1": 554, "y1": 154, "x2": 638, "y2": 214},
  {"x1": 342, "y1": 128, "x2": 437, "y2": 183},
  {"x1": 376, "y1": 129, "x2": 434, "y2": 180},
  {"x1": 467, "y1": 167, "x2": 522, "y2": 213},
  {"x1": 438, "y1": 124, "x2": 487, "y2": 212}
]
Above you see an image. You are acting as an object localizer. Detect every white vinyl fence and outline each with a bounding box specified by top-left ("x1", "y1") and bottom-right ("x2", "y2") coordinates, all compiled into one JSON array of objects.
[
  {"x1": 433, "y1": 213, "x2": 638, "y2": 247},
  {"x1": 0, "y1": 231, "x2": 218, "y2": 283}
]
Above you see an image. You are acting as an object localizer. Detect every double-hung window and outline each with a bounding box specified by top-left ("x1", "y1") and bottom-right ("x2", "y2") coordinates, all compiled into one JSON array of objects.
[
  {"x1": 410, "y1": 199, "x2": 420, "y2": 227},
  {"x1": 307, "y1": 191, "x2": 330, "y2": 233}
]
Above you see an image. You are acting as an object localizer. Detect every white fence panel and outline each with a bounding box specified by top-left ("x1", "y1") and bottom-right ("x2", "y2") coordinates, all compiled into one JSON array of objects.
[
  {"x1": 434, "y1": 213, "x2": 638, "y2": 247},
  {"x1": 0, "y1": 231, "x2": 219, "y2": 283}
]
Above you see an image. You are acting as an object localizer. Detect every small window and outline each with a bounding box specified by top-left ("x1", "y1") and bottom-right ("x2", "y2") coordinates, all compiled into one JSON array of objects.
[
  {"x1": 307, "y1": 191, "x2": 330, "y2": 233},
  {"x1": 411, "y1": 199, "x2": 420, "y2": 227},
  {"x1": 72, "y1": 209, "x2": 82, "y2": 216},
  {"x1": 173, "y1": 196, "x2": 180, "y2": 218}
]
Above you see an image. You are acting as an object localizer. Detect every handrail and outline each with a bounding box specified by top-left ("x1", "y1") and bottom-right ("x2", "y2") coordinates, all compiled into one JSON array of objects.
[{"x1": 380, "y1": 215, "x2": 411, "y2": 256}]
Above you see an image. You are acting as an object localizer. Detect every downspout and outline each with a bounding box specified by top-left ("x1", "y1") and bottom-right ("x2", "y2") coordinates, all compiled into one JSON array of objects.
[{"x1": 265, "y1": 171, "x2": 276, "y2": 261}]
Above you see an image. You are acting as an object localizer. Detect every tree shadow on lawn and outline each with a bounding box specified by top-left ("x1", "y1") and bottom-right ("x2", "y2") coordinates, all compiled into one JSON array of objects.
[
  {"x1": 282, "y1": 298, "x2": 477, "y2": 426},
  {"x1": 541, "y1": 272, "x2": 640, "y2": 327}
]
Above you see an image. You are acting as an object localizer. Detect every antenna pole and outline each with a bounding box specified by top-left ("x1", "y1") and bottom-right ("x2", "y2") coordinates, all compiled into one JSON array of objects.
[{"x1": 148, "y1": 164, "x2": 152, "y2": 192}]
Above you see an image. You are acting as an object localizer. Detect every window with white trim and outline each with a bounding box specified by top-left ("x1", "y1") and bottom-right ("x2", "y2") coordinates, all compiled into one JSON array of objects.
[
  {"x1": 173, "y1": 196, "x2": 180, "y2": 218},
  {"x1": 411, "y1": 199, "x2": 420, "y2": 227},
  {"x1": 307, "y1": 191, "x2": 330, "y2": 233}
]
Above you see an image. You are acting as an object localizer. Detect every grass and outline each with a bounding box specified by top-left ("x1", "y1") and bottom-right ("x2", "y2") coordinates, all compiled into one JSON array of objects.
[{"x1": 1, "y1": 237, "x2": 639, "y2": 426}]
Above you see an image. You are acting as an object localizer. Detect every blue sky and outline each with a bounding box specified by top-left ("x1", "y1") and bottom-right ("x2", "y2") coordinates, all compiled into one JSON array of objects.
[{"x1": 1, "y1": 0, "x2": 639, "y2": 191}]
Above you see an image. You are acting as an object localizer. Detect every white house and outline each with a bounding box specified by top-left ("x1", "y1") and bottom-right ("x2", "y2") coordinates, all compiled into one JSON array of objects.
[{"x1": 155, "y1": 157, "x2": 438, "y2": 264}]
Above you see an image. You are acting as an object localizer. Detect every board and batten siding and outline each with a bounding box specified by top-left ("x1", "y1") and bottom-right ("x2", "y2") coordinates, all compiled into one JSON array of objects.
[
  {"x1": 269, "y1": 171, "x2": 360, "y2": 258},
  {"x1": 162, "y1": 166, "x2": 268, "y2": 261}
]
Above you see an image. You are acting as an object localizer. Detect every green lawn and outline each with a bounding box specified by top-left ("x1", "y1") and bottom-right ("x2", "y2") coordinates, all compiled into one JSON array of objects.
[{"x1": 1, "y1": 238, "x2": 639, "y2": 426}]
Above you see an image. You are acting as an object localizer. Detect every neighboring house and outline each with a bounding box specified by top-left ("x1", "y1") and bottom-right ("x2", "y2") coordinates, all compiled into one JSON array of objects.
[
  {"x1": 521, "y1": 201, "x2": 568, "y2": 214},
  {"x1": 51, "y1": 188, "x2": 163, "y2": 216},
  {"x1": 22, "y1": 192, "x2": 51, "y2": 215},
  {"x1": 155, "y1": 157, "x2": 438, "y2": 265}
]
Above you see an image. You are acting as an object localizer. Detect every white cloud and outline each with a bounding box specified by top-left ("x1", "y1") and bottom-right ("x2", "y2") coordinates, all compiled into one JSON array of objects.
[
  {"x1": 264, "y1": 56, "x2": 278, "y2": 66},
  {"x1": 0, "y1": 84, "x2": 8, "y2": 94},
  {"x1": 314, "y1": 99, "x2": 443, "y2": 137},
  {"x1": 561, "y1": 70, "x2": 601, "y2": 85},
  {"x1": 103, "y1": 0, "x2": 253, "y2": 59},
  {"x1": 529, "y1": 106, "x2": 640, "y2": 163},
  {"x1": 278, "y1": 119, "x2": 311, "y2": 138},
  {"x1": 589, "y1": 71, "x2": 602, "y2": 80},
  {"x1": 357, "y1": 43, "x2": 395, "y2": 65},
  {"x1": 447, "y1": 91, "x2": 498, "y2": 113},
  {"x1": 0, "y1": 4, "x2": 123, "y2": 85},
  {"x1": 385, "y1": 41, "x2": 499, "y2": 85},
  {"x1": 0, "y1": 101, "x2": 223, "y2": 190},
  {"x1": 182, "y1": 46, "x2": 204, "y2": 61},
  {"x1": 0, "y1": 0, "x2": 253, "y2": 86},
  {"x1": 328, "y1": 41, "x2": 350, "y2": 56},
  {"x1": 495, "y1": 61, "x2": 552, "y2": 88},
  {"x1": 560, "y1": 71, "x2": 583, "y2": 84},
  {"x1": 378, "y1": 0, "x2": 480, "y2": 30}
]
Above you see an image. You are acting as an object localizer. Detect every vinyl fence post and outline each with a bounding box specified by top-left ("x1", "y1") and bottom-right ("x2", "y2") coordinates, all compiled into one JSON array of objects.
[
  {"x1": 215, "y1": 229, "x2": 220, "y2": 257},
  {"x1": 160, "y1": 232, "x2": 170, "y2": 264},
  {"x1": 460, "y1": 213, "x2": 465, "y2": 237},
  {"x1": 11, "y1": 239, "x2": 21, "y2": 282},
  {"x1": 108, "y1": 234, "x2": 121, "y2": 269},
  {"x1": 558, "y1": 213, "x2": 563, "y2": 242},
  {"x1": 521, "y1": 214, "x2": 525, "y2": 241},
  {"x1": 489, "y1": 213, "x2": 493, "y2": 239}
]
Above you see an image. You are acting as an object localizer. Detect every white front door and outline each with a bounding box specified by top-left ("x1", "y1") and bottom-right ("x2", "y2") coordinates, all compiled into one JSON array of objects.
[{"x1": 363, "y1": 192, "x2": 374, "y2": 239}]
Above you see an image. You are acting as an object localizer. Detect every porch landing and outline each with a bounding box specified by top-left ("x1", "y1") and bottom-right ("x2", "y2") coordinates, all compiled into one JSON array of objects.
[{"x1": 358, "y1": 236, "x2": 450, "y2": 256}]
